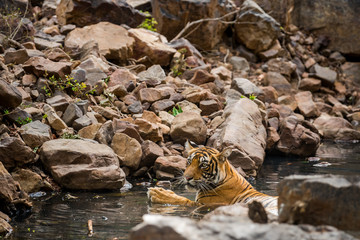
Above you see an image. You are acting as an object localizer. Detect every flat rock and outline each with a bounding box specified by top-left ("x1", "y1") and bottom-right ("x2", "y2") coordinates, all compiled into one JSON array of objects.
[
  {"x1": 231, "y1": 78, "x2": 264, "y2": 98},
  {"x1": 20, "y1": 120, "x2": 52, "y2": 148},
  {"x1": 264, "y1": 72, "x2": 291, "y2": 96},
  {"x1": 23, "y1": 56, "x2": 72, "y2": 79},
  {"x1": 312, "y1": 64, "x2": 337, "y2": 86},
  {"x1": 39, "y1": 139, "x2": 125, "y2": 190}
]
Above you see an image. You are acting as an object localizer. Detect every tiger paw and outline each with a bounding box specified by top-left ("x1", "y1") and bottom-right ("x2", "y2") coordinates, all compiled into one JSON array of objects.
[{"x1": 147, "y1": 187, "x2": 177, "y2": 204}]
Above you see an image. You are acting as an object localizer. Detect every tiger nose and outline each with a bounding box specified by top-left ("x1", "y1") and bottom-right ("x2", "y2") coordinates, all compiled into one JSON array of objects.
[{"x1": 185, "y1": 175, "x2": 193, "y2": 181}]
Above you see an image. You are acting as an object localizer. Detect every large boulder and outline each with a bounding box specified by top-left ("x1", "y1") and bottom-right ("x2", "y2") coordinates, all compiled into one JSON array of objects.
[
  {"x1": 130, "y1": 214, "x2": 356, "y2": 240},
  {"x1": 313, "y1": 114, "x2": 360, "y2": 140},
  {"x1": 0, "y1": 79, "x2": 22, "y2": 109},
  {"x1": 234, "y1": 0, "x2": 280, "y2": 53},
  {"x1": 278, "y1": 175, "x2": 360, "y2": 231},
  {"x1": 208, "y1": 97, "x2": 267, "y2": 175},
  {"x1": 64, "y1": 22, "x2": 134, "y2": 62},
  {"x1": 152, "y1": 0, "x2": 236, "y2": 50},
  {"x1": 56, "y1": 0, "x2": 146, "y2": 28},
  {"x1": 39, "y1": 139, "x2": 126, "y2": 190}
]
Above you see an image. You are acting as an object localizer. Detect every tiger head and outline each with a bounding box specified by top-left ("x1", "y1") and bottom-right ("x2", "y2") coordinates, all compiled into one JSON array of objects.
[{"x1": 182, "y1": 140, "x2": 232, "y2": 190}]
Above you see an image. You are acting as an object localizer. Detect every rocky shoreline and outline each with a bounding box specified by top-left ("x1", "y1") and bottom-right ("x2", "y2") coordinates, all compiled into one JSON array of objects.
[{"x1": 1, "y1": 0, "x2": 360, "y2": 238}]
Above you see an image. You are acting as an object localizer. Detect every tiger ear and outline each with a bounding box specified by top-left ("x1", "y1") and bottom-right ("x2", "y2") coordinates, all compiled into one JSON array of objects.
[
  {"x1": 218, "y1": 147, "x2": 232, "y2": 162},
  {"x1": 185, "y1": 140, "x2": 198, "y2": 151}
]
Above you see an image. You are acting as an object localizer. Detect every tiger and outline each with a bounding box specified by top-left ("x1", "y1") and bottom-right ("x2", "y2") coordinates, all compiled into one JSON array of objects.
[{"x1": 148, "y1": 140, "x2": 278, "y2": 216}]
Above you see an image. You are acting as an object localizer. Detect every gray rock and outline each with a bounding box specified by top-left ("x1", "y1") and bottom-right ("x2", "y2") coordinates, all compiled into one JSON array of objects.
[
  {"x1": 62, "y1": 103, "x2": 83, "y2": 126},
  {"x1": 23, "y1": 56, "x2": 72, "y2": 80},
  {"x1": 4, "y1": 49, "x2": 29, "y2": 64},
  {"x1": 39, "y1": 139, "x2": 125, "y2": 190},
  {"x1": 138, "y1": 65, "x2": 166, "y2": 84},
  {"x1": 278, "y1": 175, "x2": 360, "y2": 231},
  {"x1": 72, "y1": 114, "x2": 92, "y2": 131},
  {"x1": 229, "y1": 56, "x2": 250, "y2": 72},
  {"x1": 95, "y1": 120, "x2": 114, "y2": 145},
  {"x1": 75, "y1": 100, "x2": 89, "y2": 115},
  {"x1": 264, "y1": 72, "x2": 291, "y2": 96},
  {"x1": 311, "y1": 64, "x2": 337, "y2": 86},
  {"x1": 231, "y1": 78, "x2": 264, "y2": 98},
  {"x1": 20, "y1": 120, "x2": 52, "y2": 148},
  {"x1": 45, "y1": 95, "x2": 69, "y2": 112},
  {"x1": 34, "y1": 37, "x2": 62, "y2": 50},
  {"x1": 0, "y1": 79, "x2": 22, "y2": 109},
  {"x1": 151, "y1": 99, "x2": 175, "y2": 114}
]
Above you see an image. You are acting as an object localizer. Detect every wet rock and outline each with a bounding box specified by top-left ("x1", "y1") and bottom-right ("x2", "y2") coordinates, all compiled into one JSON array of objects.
[
  {"x1": 231, "y1": 78, "x2": 264, "y2": 98},
  {"x1": 128, "y1": 28, "x2": 176, "y2": 66},
  {"x1": 20, "y1": 120, "x2": 52, "y2": 148},
  {"x1": 43, "y1": 104, "x2": 67, "y2": 131},
  {"x1": 234, "y1": 0, "x2": 280, "y2": 53},
  {"x1": 278, "y1": 175, "x2": 360, "y2": 231},
  {"x1": 276, "y1": 116, "x2": 320, "y2": 157},
  {"x1": 40, "y1": 139, "x2": 125, "y2": 190},
  {"x1": 313, "y1": 114, "x2": 360, "y2": 140},
  {"x1": 130, "y1": 214, "x2": 356, "y2": 240},
  {"x1": 0, "y1": 79, "x2": 22, "y2": 109},
  {"x1": 264, "y1": 72, "x2": 291, "y2": 96},
  {"x1": 23, "y1": 57, "x2": 72, "y2": 80},
  {"x1": 78, "y1": 123, "x2": 102, "y2": 140},
  {"x1": 65, "y1": 22, "x2": 134, "y2": 62},
  {"x1": 154, "y1": 155, "x2": 186, "y2": 178},
  {"x1": 4, "y1": 49, "x2": 29, "y2": 64},
  {"x1": 311, "y1": 64, "x2": 337, "y2": 86},
  {"x1": 11, "y1": 168, "x2": 53, "y2": 193},
  {"x1": 208, "y1": 98, "x2": 266, "y2": 174},
  {"x1": 141, "y1": 140, "x2": 164, "y2": 167},
  {"x1": 111, "y1": 133, "x2": 142, "y2": 170},
  {"x1": 0, "y1": 162, "x2": 32, "y2": 217},
  {"x1": 299, "y1": 78, "x2": 321, "y2": 92},
  {"x1": 170, "y1": 112, "x2": 207, "y2": 145},
  {"x1": 294, "y1": 91, "x2": 320, "y2": 118},
  {"x1": 0, "y1": 136, "x2": 37, "y2": 169},
  {"x1": 152, "y1": 0, "x2": 236, "y2": 50},
  {"x1": 56, "y1": 0, "x2": 145, "y2": 28}
]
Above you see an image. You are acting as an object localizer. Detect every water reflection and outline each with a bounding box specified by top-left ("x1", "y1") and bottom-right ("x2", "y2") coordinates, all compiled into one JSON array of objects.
[{"x1": 9, "y1": 142, "x2": 360, "y2": 239}]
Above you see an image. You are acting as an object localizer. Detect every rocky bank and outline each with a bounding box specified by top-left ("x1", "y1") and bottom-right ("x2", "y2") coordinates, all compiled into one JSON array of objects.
[{"x1": 0, "y1": 0, "x2": 360, "y2": 237}]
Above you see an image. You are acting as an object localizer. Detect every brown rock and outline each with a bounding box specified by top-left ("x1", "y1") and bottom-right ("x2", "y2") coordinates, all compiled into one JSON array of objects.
[
  {"x1": 199, "y1": 99, "x2": 221, "y2": 116},
  {"x1": 299, "y1": 78, "x2": 321, "y2": 92},
  {"x1": 0, "y1": 79, "x2": 22, "y2": 109},
  {"x1": 139, "y1": 88, "x2": 163, "y2": 103},
  {"x1": 151, "y1": 99, "x2": 175, "y2": 114},
  {"x1": 170, "y1": 112, "x2": 207, "y2": 144},
  {"x1": 78, "y1": 123, "x2": 102, "y2": 140},
  {"x1": 141, "y1": 140, "x2": 164, "y2": 167},
  {"x1": 11, "y1": 168, "x2": 53, "y2": 193},
  {"x1": 23, "y1": 57, "x2": 72, "y2": 79},
  {"x1": 188, "y1": 69, "x2": 215, "y2": 86},
  {"x1": 267, "y1": 58, "x2": 296, "y2": 77},
  {"x1": 135, "y1": 119, "x2": 163, "y2": 142},
  {"x1": 20, "y1": 120, "x2": 52, "y2": 148},
  {"x1": 44, "y1": 47, "x2": 71, "y2": 62},
  {"x1": 108, "y1": 68, "x2": 137, "y2": 90},
  {"x1": 278, "y1": 95, "x2": 297, "y2": 112},
  {"x1": 294, "y1": 91, "x2": 320, "y2": 118},
  {"x1": 259, "y1": 86, "x2": 278, "y2": 104},
  {"x1": 111, "y1": 133, "x2": 142, "y2": 170},
  {"x1": 182, "y1": 88, "x2": 209, "y2": 104},
  {"x1": 154, "y1": 155, "x2": 187, "y2": 177},
  {"x1": 4, "y1": 49, "x2": 29, "y2": 64},
  {"x1": 264, "y1": 72, "x2": 291, "y2": 96},
  {"x1": 266, "y1": 127, "x2": 280, "y2": 150}
]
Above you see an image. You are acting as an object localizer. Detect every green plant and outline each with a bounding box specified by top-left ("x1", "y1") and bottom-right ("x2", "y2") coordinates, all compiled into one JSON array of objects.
[
  {"x1": 169, "y1": 105, "x2": 183, "y2": 116},
  {"x1": 249, "y1": 94, "x2": 257, "y2": 100},
  {"x1": 16, "y1": 117, "x2": 32, "y2": 125},
  {"x1": 42, "y1": 114, "x2": 48, "y2": 119},
  {"x1": 3, "y1": 109, "x2": 9, "y2": 115},
  {"x1": 138, "y1": 11, "x2": 158, "y2": 32},
  {"x1": 61, "y1": 132, "x2": 80, "y2": 139}
]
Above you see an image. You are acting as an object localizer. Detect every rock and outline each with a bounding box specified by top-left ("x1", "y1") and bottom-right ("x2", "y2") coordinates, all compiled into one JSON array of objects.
[
  {"x1": 42, "y1": 0, "x2": 61, "y2": 18},
  {"x1": 0, "y1": 79, "x2": 22, "y2": 109},
  {"x1": 111, "y1": 133, "x2": 142, "y2": 170},
  {"x1": 40, "y1": 139, "x2": 125, "y2": 190},
  {"x1": 0, "y1": 212, "x2": 12, "y2": 237},
  {"x1": 264, "y1": 72, "x2": 291, "y2": 96},
  {"x1": 62, "y1": 103, "x2": 83, "y2": 126},
  {"x1": 45, "y1": 95, "x2": 69, "y2": 112},
  {"x1": 278, "y1": 175, "x2": 360, "y2": 231},
  {"x1": 23, "y1": 57, "x2": 72, "y2": 79},
  {"x1": 0, "y1": 162, "x2": 32, "y2": 217},
  {"x1": 276, "y1": 116, "x2": 320, "y2": 156},
  {"x1": 182, "y1": 88, "x2": 209, "y2": 104},
  {"x1": 341, "y1": 62, "x2": 360, "y2": 86},
  {"x1": 266, "y1": 127, "x2": 280, "y2": 151},
  {"x1": 135, "y1": 119, "x2": 163, "y2": 142},
  {"x1": 78, "y1": 123, "x2": 102, "y2": 140},
  {"x1": 151, "y1": 99, "x2": 175, "y2": 114},
  {"x1": 72, "y1": 115, "x2": 92, "y2": 130},
  {"x1": 234, "y1": 0, "x2": 280, "y2": 53},
  {"x1": 259, "y1": 86, "x2": 278, "y2": 104},
  {"x1": 34, "y1": 37, "x2": 62, "y2": 50},
  {"x1": 152, "y1": 0, "x2": 236, "y2": 50},
  {"x1": 188, "y1": 69, "x2": 215, "y2": 86},
  {"x1": 107, "y1": 68, "x2": 136, "y2": 91},
  {"x1": 4, "y1": 49, "x2": 29, "y2": 64},
  {"x1": 107, "y1": 84, "x2": 128, "y2": 99},
  {"x1": 208, "y1": 98, "x2": 266, "y2": 174},
  {"x1": 92, "y1": 106, "x2": 120, "y2": 120},
  {"x1": 139, "y1": 88, "x2": 163, "y2": 103},
  {"x1": 311, "y1": 64, "x2": 337, "y2": 86},
  {"x1": 43, "y1": 104, "x2": 67, "y2": 131},
  {"x1": 141, "y1": 140, "x2": 164, "y2": 167},
  {"x1": 11, "y1": 168, "x2": 53, "y2": 193},
  {"x1": 20, "y1": 120, "x2": 52, "y2": 148},
  {"x1": 56, "y1": 0, "x2": 145, "y2": 28},
  {"x1": 130, "y1": 214, "x2": 356, "y2": 240},
  {"x1": 158, "y1": 111, "x2": 175, "y2": 126},
  {"x1": 229, "y1": 56, "x2": 250, "y2": 72},
  {"x1": 170, "y1": 112, "x2": 207, "y2": 144},
  {"x1": 154, "y1": 155, "x2": 186, "y2": 178},
  {"x1": 95, "y1": 120, "x2": 114, "y2": 145},
  {"x1": 137, "y1": 65, "x2": 166, "y2": 85},
  {"x1": 44, "y1": 48, "x2": 71, "y2": 62},
  {"x1": 128, "y1": 28, "x2": 176, "y2": 66},
  {"x1": 231, "y1": 78, "x2": 264, "y2": 98},
  {"x1": 0, "y1": 136, "x2": 37, "y2": 169},
  {"x1": 211, "y1": 66, "x2": 232, "y2": 82},
  {"x1": 299, "y1": 78, "x2": 321, "y2": 92},
  {"x1": 64, "y1": 22, "x2": 134, "y2": 62},
  {"x1": 199, "y1": 100, "x2": 221, "y2": 116},
  {"x1": 313, "y1": 114, "x2": 360, "y2": 140},
  {"x1": 294, "y1": 91, "x2": 320, "y2": 118},
  {"x1": 267, "y1": 58, "x2": 296, "y2": 77},
  {"x1": 278, "y1": 95, "x2": 297, "y2": 111}
]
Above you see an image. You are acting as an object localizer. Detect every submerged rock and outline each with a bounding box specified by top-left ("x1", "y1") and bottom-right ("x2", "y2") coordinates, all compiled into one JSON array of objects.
[{"x1": 40, "y1": 139, "x2": 126, "y2": 190}]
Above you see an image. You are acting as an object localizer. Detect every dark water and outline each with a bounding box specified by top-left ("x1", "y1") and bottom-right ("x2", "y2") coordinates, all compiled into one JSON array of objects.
[{"x1": 8, "y1": 141, "x2": 360, "y2": 240}]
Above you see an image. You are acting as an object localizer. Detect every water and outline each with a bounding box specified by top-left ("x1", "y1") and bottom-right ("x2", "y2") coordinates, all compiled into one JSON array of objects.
[{"x1": 8, "y1": 141, "x2": 360, "y2": 240}]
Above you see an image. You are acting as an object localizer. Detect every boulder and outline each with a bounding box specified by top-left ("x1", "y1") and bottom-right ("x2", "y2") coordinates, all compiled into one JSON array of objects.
[
  {"x1": 64, "y1": 22, "x2": 134, "y2": 62},
  {"x1": 276, "y1": 116, "x2": 320, "y2": 156},
  {"x1": 20, "y1": 120, "x2": 52, "y2": 148},
  {"x1": 341, "y1": 62, "x2": 360, "y2": 86},
  {"x1": 278, "y1": 175, "x2": 360, "y2": 231},
  {"x1": 208, "y1": 98, "x2": 266, "y2": 174},
  {"x1": 130, "y1": 214, "x2": 356, "y2": 240},
  {"x1": 152, "y1": 0, "x2": 236, "y2": 50},
  {"x1": 0, "y1": 79, "x2": 22, "y2": 109},
  {"x1": 170, "y1": 112, "x2": 207, "y2": 145},
  {"x1": 39, "y1": 139, "x2": 125, "y2": 190},
  {"x1": 11, "y1": 168, "x2": 53, "y2": 193},
  {"x1": 154, "y1": 155, "x2": 187, "y2": 178},
  {"x1": 56, "y1": 0, "x2": 145, "y2": 28},
  {"x1": 313, "y1": 114, "x2": 360, "y2": 140},
  {"x1": 0, "y1": 136, "x2": 37, "y2": 169},
  {"x1": 111, "y1": 133, "x2": 142, "y2": 170},
  {"x1": 128, "y1": 28, "x2": 176, "y2": 66},
  {"x1": 23, "y1": 57, "x2": 72, "y2": 80},
  {"x1": 234, "y1": 0, "x2": 280, "y2": 53}
]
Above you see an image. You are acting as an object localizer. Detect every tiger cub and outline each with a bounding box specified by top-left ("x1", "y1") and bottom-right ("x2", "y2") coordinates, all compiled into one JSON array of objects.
[{"x1": 148, "y1": 140, "x2": 278, "y2": 216}]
